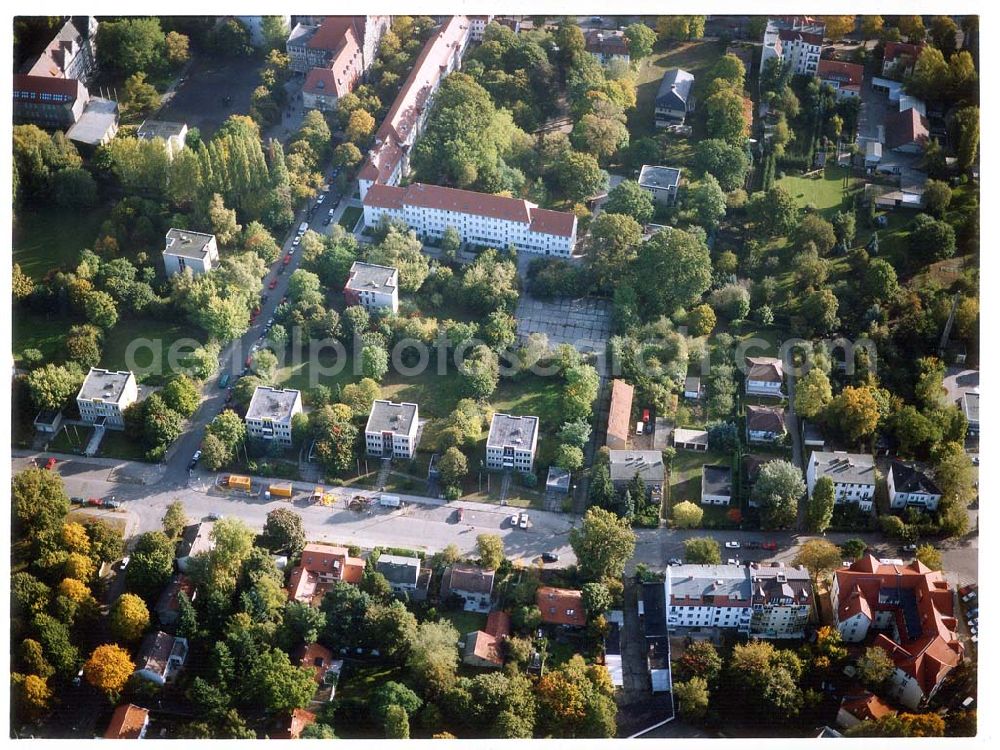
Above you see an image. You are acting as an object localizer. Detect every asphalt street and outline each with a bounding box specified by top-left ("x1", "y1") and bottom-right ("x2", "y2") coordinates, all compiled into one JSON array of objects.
[{"x1": 12, "y1": 454, "x2": 979, "y2": 587}]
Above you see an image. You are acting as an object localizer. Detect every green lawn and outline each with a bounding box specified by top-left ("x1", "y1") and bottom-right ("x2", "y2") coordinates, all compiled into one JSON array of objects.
[
  {"x1": 439, "y1": 610, "x2": 488, "y2": 637},
  {"x1": 380, "y1": 367, "x2": 468, "y2": 419},
  {"x1": 274, "y1": 350, "x2": 357, "y2": 395},
  {"x1": 13, "y1": 312, "x2": 69, "y2": 364},
  {"x1": 97, "y1": 429, "x2": 149, "y2": 461},
  {"x1": 102, "y1": 318, "x2": 206, "y2": 383},
  {"x1": 490, "y1": 374, "x2": 563, "y2": 429},
  {"x1": 668, "y1": 448, "x2": 731, "y2": 507},
  {"x1": 13, "y1": 203, "x2": 110, "y2": 280},
  {"x1": 630, "y1": 39, "x2": 727, "y2": 142},
  {"x1": 339, "y1": 205, "x2": 363, "y2": 231},
  {"x1": 49, "y1": 425, "x2": 93, "y2": 454},
  {"x1": 775, "y1": 165, "x2": 863, "y2": 220}
]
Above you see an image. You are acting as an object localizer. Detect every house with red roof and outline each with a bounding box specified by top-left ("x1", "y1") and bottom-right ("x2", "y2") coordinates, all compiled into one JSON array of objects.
[
  {"x1": 817, "y1": 59, "x2": 864, "y2": 99},
  {"x1": 537, "y1": 586, "x2": 587, "y2": 627},
  {"x1": 286, "y1": 543, "x2": 365, "y2": 606},
  {"x1": 837, "y1": 692, "x2": 896, "y2": 729},
  {"x1": 882, "y1": 41, "x2": 925, "y2": 79},
  {"x1": 463, "y1": 610, "x2": 511, "y2": 668},
  {"x1": 104, "y1": 704, "x2": 150, "y2": 739},
  {"x1": 831, "y1": 555, "x2": 964, "y2": 709},
  {"x1": 885, "y1": 107, "x2": 930, "y2": 153}
]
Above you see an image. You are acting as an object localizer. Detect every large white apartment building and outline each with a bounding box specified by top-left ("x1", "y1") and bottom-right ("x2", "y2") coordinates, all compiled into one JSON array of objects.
[
  {"x1": 344, "y1": 261, "x2": 399, "y2": 313},
  {"x1": 761, "y1": 17, "x2": 825, "y2": 76},
  {"x1": 806, "y1": 451, "x2": 877, "y2": 511},
  {"x1": 245, "y1": 387, "x2": 303, "y2": 447},
  {"x1": 486, "y1": 413, "x2": 539, "y2": 473},
  {"x1": 76, "y1": 368, "x2": 138, "y2": 428},
  {"x1": 365, "y1": 400, "x2": 419, "y2": 459},
  {"x1": 364, "y1": 182, "x2": 577, "y2": 256},
  {"x1": 163, "y1": 229, "x2": 219, "y2": 276},
  {"x1": 663, "y1": 563, "x2": 814, "y2": 639}
]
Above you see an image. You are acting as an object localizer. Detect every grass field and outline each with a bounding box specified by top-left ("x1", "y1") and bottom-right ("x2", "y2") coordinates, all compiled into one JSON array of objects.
[
  {"x1": 668, "y1": 448, "x2": 731, "y2": 508},
  {"x1": 630, "y1": 39, "x2": 727, "y2": 142},
  {"x1": 97, "y1": 429, "x2": 149, "y2": 461},
  {"x1": 339, "y1": 205, "x2": 363, "y2": 231},
  {"x1": 13, "y1": 204, "x2": 110, "y2": 280},
  {"x1": 102, "y1": 318, "x2": 206, "y2": 380},
  {"x1": 49, "y1": 425, "x2": 93, "y2": 454},
  {"x1": 775, "y1": 165, "x2": 863, "y2": 219},
  {"x1": 274, "y1": 350, "x2": 357, "y2": 394},
  {"x1": 13, "y1": 312, "x2": 69, "y2": 364},
  {"x1": 439, "y1": 610, "x2": 488, "y2": 637}
]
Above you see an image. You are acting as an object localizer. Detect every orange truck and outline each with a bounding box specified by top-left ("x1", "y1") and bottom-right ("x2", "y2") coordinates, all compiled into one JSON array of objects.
[
  {"x1": 268, "y1": 483, "x2": 293, "y2": 499},
  {"x1": 226, "y1": 475, "x2": 252, "y2": 491}
]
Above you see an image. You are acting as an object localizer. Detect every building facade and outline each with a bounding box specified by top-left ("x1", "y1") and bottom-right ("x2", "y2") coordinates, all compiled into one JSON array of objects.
[
  {"x1": 137, "y1": 120, "x2": 188, "y2": 157},
  {"x1": 363, "y1": 182, "x2": 577, "y2": 256},
  {"x1": 654, "y1": 68, "x2": 694, "y2": 126},
  {"x1": 25, "y1": 17, "x2": 98, "y2": 82},
  {"x1": 76, "y1": 368, "x2": 138, "y2": 428},
  {"x1": 817, "y1": 59, "x2": 863, "y2": 99},
  {"x1": 746, "y1": 404, "x2": 787, "y2": 443},
  {"x1": 13, "y1": 74, "x2": 87, "y2": 128},
  {"x1": 163, "y1": 229, "x2": 219, "y2": 276},
  {"x1": 364, "y1": 400, "x2": 419, "y2": 458},
  {"x1": 745, "y1": 356, "x2": 784, "y2": 397},
  {"x1": 637, "y1": 165, "x2": 682, "y2": 205},
  {"x1": 245, "y1": 386, "x2": 303, "y2": 446},
  {"x1": 701, "y1": 464, "x2": 733, "y2": 505},
  {"x1": 344, "y1": 261, "x2": 399, "y2": 313},
  {"x1": 806, "y1": 451, "x2": 876, "y2": 510},
  {"x1": 585, "y1": 29, "x2": 630, "y2": 64},
  {"x1": 761, "y1": 18, "x2": 825, "y2": 76},
  {"x1": 887, "y1": 461, "x2": 942, "y2": 511},
  {"x1": 486, "y1": 413, "x2": 539, "y2": 472}
]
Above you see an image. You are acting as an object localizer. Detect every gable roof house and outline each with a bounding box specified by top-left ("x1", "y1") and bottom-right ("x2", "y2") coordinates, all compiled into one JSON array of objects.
[
  {"x1": 831, "y1": 555, "x2": 963, "y2": 709},
  {"x1": 654, "y1": 68, "x2": 695, "y2": 126},
  {"x1": 440, "y1": 564, "x2": 495, "y2": 612},
  {"x1": 585, "y1": 29, "x2": 630, "y2": 64},
  {"x1": 24, "y1": 17, "x2": 99, "y2": 82},
  {"x1": 746, "y1": 404, "x2": 787, "y2": 443},
  {"x1": 375, "y1": 554, "x2": 428, "y2": 600},
  {"x1": 155, "y1": 574, "x2": 197, "y2": 626},
  {"x1": 463, "y1": 610, "x2": 512, "y2": 668},
  {"x1": 817, "y1": 59, "x2": 864, "y2": 99},
  {"x1": 176, "y1": 522, "x2": 215, "y2": 573},
  {"x1": 605, "y1": 379, "x2": 635, "y2": 450},
  {"x1": 286, "y1": 543, "x2": 365, "y2": 605},
  {"x1": 882, "y1": 41, "x2": 925, "y2": 79},
  {"x1": 885, "y1": 107, "x2": 930, "y2": 153},
  {"x1": 537, "y1": 587, "x2": 587, "y2": 627},
  {"x1": 837, "y1": 692, "x2": 896, "y2": 729},
  {"x1": 104, "y1": 703, "x2": 150, "y2": 740},
  {"x1": 745, "y1": 356, "x2": 784, "y2": 397},
  {"x1": 888, "y1": 461, "x2": 942, "y2": 512},
  {"x1": 134, "y1": 631, "x2": 188, "y2": 685}
]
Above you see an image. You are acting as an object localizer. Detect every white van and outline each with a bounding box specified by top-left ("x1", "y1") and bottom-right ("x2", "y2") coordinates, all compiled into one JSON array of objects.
[
  {"x1": 297, "y1": 222, "x2": 309, "y2": 235},
  {"x1": 379, "y1": 494, "x2": 401, "y2": 508},
  {"x1": 636, "y1": 421, "x2": 644, "y2": 435}
]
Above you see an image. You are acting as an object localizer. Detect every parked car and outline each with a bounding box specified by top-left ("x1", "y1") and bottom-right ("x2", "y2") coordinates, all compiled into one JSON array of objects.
[
  {"x1": 103, "y1": 499, "x2": 121, "y2": 509},
  {"x1": 328, "y1": 208, "x2": 336, "y2": 216},
  {"x1": 727, "y1": 558, "x2": 739, "y2": 565},
  {"x1": 510, "y1": 514, "x2": 519, "y2": 527},
  {"x1": 317, "y1": 194, "x2": 325, "y2": 204},
  {"x1": 120, "y1": 556, "x2": 130, "y2": 569},
  {"x1": 725, "y1": 541, "x2": 741, "y2": 549},
  {"x1": 44, "y1": 457, "x2": 57, "y2": 470},
  {"x1": 208, "y1": 512, "x2": 222, "y2": 521},
  {"x1": 518, "y1": 513, "x2": 529, "y2": 529},
  {"x1": 284, "y1": 254, "x2": 292, "y2": 265},
  {"x1": 292, "y1": 235, "x2": 301, "y2": 247},
  {"x1": 219, "y1": 373, "x2": 230, "y2": 389},
  {"x1": 269, "y1": 277, "x2": 279, "y2": 290},
  {"x1": 70, "y1": 496, "x2": 85, "y2": 505},
  {"x1": 761, "y1": 541, "x2": 778, "y2": 551},
  {"x1": 902, "y1": 543, "x2": 918, "y2": 552},
  {"x1": 541, "y1": 552, "x2": 559, "y2": 563},
  {"x1": 668, "y1": 558, "x2": 683, "y2": 566}
]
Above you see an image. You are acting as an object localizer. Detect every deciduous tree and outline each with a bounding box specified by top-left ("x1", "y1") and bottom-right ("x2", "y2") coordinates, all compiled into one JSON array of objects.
[
  {"x1": 683, "y1": 536, "x2": 721, "y2": 564},
  {"x1": 569, "y1": 508, "x2": 636, "y2": 581},
  {"x1": 83, "y1": 644, "x2": 134, "y2": 696}
]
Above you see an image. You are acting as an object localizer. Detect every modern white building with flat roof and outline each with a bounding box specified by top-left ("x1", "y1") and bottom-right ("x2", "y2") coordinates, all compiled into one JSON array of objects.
[
  {"x1": 137, "y1": 119, "x2": 188, "y2": 157},
  {"x1": 76, "y1": 368, "x2": 138, "y2": 428},
  {"x1": 365, "y1": 400, "x2": 419, "y2": 458},
  {"x1": 806, "y1": 451, "x2": 876, "y2": 511},
  {"x1": 245, "y1": 387, "x2": 303, "y2": 446},
  {"x1": 638, "y1": 165, "x2": 682, "y2": 205},
  {"x1": 344, "y1": 261, "x2": 399, "y2": 313},
  {"x1": 163, "y1": 229, "x2": 219, "y2": 276},
  {"x1": 486, "y1": 413, "x2": 539, "y2": 473}
]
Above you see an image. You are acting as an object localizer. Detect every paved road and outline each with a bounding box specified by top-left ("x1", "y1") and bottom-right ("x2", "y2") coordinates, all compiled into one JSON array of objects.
[{"x1": 14, "y1": 451, "x2": 979, "y2": 588}]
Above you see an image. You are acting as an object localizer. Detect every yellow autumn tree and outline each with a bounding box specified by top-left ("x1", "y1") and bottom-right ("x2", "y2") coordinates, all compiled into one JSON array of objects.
[
  {"x1": 110, "y1": 593, "x2": 150, "y2": 643},
  {"x1": 13, "y1": 673, "x2": 53, "y2": 719},
  {"x1": 818, "y1": 16, "x2": 856, "y2": 39},
  {"x1": 64, "y1": 552, "x2": 95, "y2": 582},
  {"x1": 83, "y1": 644, "x2": 135, "y2": 696},
  {"x1": 61, "y1": 522, "x2": 91, "y2": 555},
  {"x1": 57, "y1": 577, "x2": 92, "y2": 602}
]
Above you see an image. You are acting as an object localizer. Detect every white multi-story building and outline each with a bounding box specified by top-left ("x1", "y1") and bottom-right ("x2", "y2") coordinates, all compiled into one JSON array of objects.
[
  {"x1": 364, "y1": 400, "x2": 419, "y2": 459},
  {"x1": 887, "y1": 461, "x2": 942, "y2": 511},
  {"x1": 363, "y1": 182, "x2": 577, "y2": 256},
  {"x1": 245, "y1": 387, "x2": 303, "y2": 447},
  {"x1": 237, "y1": 15, "x2": 291, "y2": 47},
  {"x1": 664, "y1": 563, "x2": 814, "y2": 639},
  {"x1": 25, "y1": 17, "x2": 98, "y2": 83},
  {"x1": 76, "y1": 368, "x2": 138, "y2": 428},
  {"x1": 486, "y1": 413, "x2": 538, "y2": 473},
  {"x1": 761, "y1": 18, "x2": 824, "y2": 76},
  {"x1": 468, "y1": 15, "x2": 494, "y2": 41},
  {"x1": 806, "y1": 451, "x2": 876, "y2": 511},
  {"x1": 137, "y1": 120, "x2": 188, "y2": 158},
  {"x1": 344, "y1": 261, "x2": 399, "y2": 313},
  {"x1": 163, "y1": 229, "x2": 219, "y2": 276}
]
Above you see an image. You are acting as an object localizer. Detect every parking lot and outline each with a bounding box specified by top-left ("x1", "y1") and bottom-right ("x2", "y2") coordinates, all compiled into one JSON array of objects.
[{"x1": 515, "y1": 295, "x2": 613, "y2": 362}]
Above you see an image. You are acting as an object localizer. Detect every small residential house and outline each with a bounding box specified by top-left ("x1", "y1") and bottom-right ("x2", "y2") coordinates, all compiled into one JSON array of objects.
[
  {"x1": 806, "y1": 451, "x2": 876, "y2": 511},
  {"x1": 832, "y1": 555, "x2": 963, "y2": 709},
  {"x1": 673, "y1": 428, "x2": 709, "y2": 452},
  {"x1": 76, "y1": 368, "x2": 138, "y2": 429},
  {"x1": 176, "y1": 522, "x2": 215, "y2": 574},
  {"x1": 654, "y1": 68, "x2": 694, "y2": 126},
  {"x1": 537, "y1": 586, "x2": 586, "y2": 627},
  {"x1": 163, "y1": 229, "x2": 219, "y2": 276},
  {"x1": 33, "y1": 409, "x2": 64, "y2": 435},
  {"x1": 155, "y1": 574, "x2": 196, "y2": 626},
  {"x1": 441, "y1": 564, "x2": 495, "y2": 612},
  {"x1": 104, "y1": 704, "x2": 150, "y2": 740},
  {"x1": 134, "y1": 631, "x2": 188, "y2": 685},
  {"x1": 271, "y1": 708, "x2": 317, "y2": 739},
  {"x1": 375, "y1": 554, "x2": 427, "y2": 600},
  {"x1": 608, "y1": 450, "x2": 664, "y2": 500},
  {"x1": 137, "y1": 120, "x2": 188, "y2": 157},
  {"x1": 746, "y1": 404, "x2": 787, "y2": 443},
  {"x1": 585, "y1": 29, "x2": 630, "y2": 64},
  {"x1": 637, "y1": 165, "x2": 682, "y2": 205},
  {"x1": 287, "y1": 543, "x2": 365, "y2": 605},
  {"x1": 463, "y1": 610, "x2": 511, "y2": 668},
  {"x1": 802, "y1": 421, "x2": 825, "y2": 450},
  {"x1": 245, "y1": 386, "x2": 303, "y2": 447},
  {"x1": 881, "y1": 41, "x2": 925, "y2": 79},
  {"x1": 485, "y1": 413, "x2": 539, "y2": 473},
  {"x1": 546, "y1": 466, "x2": 571, "y2": 494},
  {"x1": 887, "y1": 461, "x2": 942, "y2": 511},
  {"x1": 745, "y1": 356, "x2": 784, "y2": 397},
  {"x1": 886, "y1": 107, "x2": 930, "y2": 153},
  {"x1": 837, "y1": 692, "x2": 896, "y2": 729},
  {"x1": 701, "y1": 465, "x2": 733, "y2": 505},
  {"x1": 816, "y1": 59, "x2": 863, "y2": 99},
  {"x1": 364, "y1": 399, "x2": 419, "y2": 459},
  {"x1": 295, "y1": 641, "x2": 343, "y2": 707},
  {"x1": 344, "y1": 261, "x2": 400, "y2": 313},
  {"x1": 962, "y1": 391, "x2": 979, "y2": 437},
  {"x1": 606, "y1": 379, "x2": 635, "y2": 450},
  {"x1": 683, "y1": 376, "x2": 701, "y2": 400}
]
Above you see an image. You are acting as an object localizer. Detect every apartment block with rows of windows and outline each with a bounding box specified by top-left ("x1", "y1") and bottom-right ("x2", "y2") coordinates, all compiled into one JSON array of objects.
[
  {"x1": 244, "y1": 387, "x2": 303, "y2": 446},
  {"x1": 806, "y1": 451, "x2": 877, "y2": 511},
  {"x1": 364, "y1": 400, "x2": 419, "y2": 459},
  {"x1": 75, "y1": 368, "x2": 139, "y2": 429},
  {"x1": 485, "y1": 413, "x2": 539, "y2": 473}
]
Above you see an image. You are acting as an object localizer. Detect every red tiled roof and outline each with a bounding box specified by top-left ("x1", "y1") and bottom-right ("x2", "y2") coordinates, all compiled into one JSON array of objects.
[
  {"x1": 286, "y1": 544, "x2": 365, "y2": 602},
  {"x1": 840, "y1": 692, "x2": 895, "y2": 722},
  {"x1": 295, "y1": 642, "x2": 334, "y2": 684},
  {"x1": 817, "y1": 59, "x2": 864, "y2": 87},
  {"x1": 884, "y1": 41, "x2": 925, "y2": 64},
  {"x1": 778, "y1": 28, "x2": 823, "y2": 46},
  {"x1": 606, "y1": 379, "x2": 635, "y2": 450},
  {"x1": 307, "y1": 16, "x2": 362, "y2": 52},
  {"x1": 465, "y1": 630, "x2": 504, "y2": 665},
  {"x1": 746, "y1": 405, "x2": 786, "y2": 433},
  {"x1": 485, "y1": 610, "x2": 511, "y2": 637},
  {"x1": 13, "y1": 73, "x2": 84, "y2": 101},
  {"x1": 364, "y1": 182, "x2": 406, "y2": 209},
  {"x1": 104, "y1": 704, "x2": 149, "y2": 739},
  {"x1": 585, "y1": 30, "x2": 629, "y2": 56},
  {"x1": 529, "y1": 207, "x2": 576, "y2": 238},
  {"x1": 303, "y1": 68, "x2": 338, "y2": 97},
  {"x1": 273, "y1": 707, "x2": 317, "y2": 739},
  {"x1": 886, "y1": 107, "x2": 930, "y2": 150},
  {"x1": 537, "y1": 586, "x2": 586, "y2": 626},
  {"x1": 404, "y1": 182, "x2": 533, "y2": 223}
]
